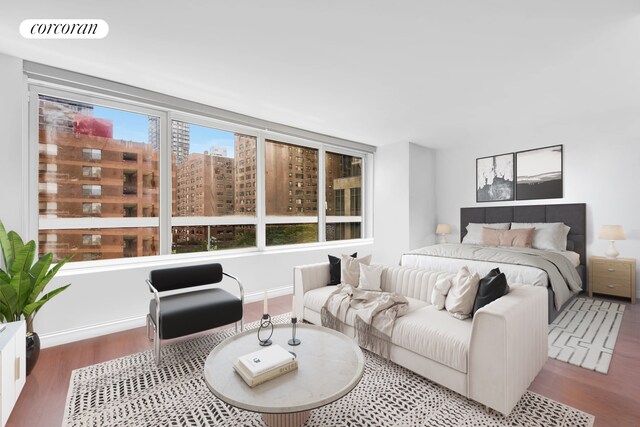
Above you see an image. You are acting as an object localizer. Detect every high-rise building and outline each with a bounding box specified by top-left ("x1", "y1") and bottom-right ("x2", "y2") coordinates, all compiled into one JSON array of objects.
[
  {"x1": 234, "y1": 135, "x2": 257, "y2": 214},
  {"x1": 264, "y1": 139, "x2": 318, "y2": 216},
  {"x1": 148, "y1": 117, "x2": 191, "y2": 164}
]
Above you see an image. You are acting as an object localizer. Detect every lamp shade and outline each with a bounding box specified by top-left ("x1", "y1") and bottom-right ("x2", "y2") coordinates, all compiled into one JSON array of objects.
[
  {"x1": 436, "y1": 223, "x2": 451, "y2": 235},
  {"x1": 599, "y1": 225, "x2": 625, "y2": 241}
]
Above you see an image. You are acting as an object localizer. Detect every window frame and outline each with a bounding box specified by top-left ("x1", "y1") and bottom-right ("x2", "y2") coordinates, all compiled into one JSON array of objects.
[{"x1": 28, "y1": 80, "x2": 372, "y2": 267}]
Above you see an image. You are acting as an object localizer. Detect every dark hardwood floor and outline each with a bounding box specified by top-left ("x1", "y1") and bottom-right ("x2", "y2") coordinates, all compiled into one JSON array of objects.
[{"x1": 8, "y1": 295, "x2": 639, "y2": 427}]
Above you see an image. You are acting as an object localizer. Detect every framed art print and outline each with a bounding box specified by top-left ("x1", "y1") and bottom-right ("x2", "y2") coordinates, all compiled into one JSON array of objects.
[
  {"x1": 516, "y1": 145, "x2": 563, "y2": 200},
  {"x1": 476, "y1": 153, "x2": 514, "y2": 202}
]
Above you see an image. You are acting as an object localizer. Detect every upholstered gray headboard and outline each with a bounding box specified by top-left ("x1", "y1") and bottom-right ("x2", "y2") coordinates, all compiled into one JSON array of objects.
[{"x1": 460, "y1": 203, "x2": 587, "y2": 269}]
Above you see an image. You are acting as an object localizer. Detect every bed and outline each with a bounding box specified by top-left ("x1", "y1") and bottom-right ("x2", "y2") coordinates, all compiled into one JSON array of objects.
[{"x1": 401, "y1": 203, "x2": 587, "y2": 322}]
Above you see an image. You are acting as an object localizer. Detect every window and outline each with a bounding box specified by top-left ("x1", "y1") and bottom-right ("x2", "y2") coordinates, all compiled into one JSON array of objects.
[
  {"x1": 82, "y1": 234, "x2": 101, "y2": 245},
  {"x1": 325, "y1": 152, "x2": 362, "y2": 241},
  {"x1": 82, "y1": 166, "x2": 101, "y2": 178},
  {"x1": 33, "y1": 83, "x2": 370, "y2": 264},
  {"x1": 170, "y1": 120, "x2": 257, "y2": 253},
  {"x1": 265, "y1": 139, "x2": 319, "y2": 246},
  {"x1": 37, "y1": 95, "x2": 160, "y2": 262},
  {"x1": 82, "y1": 184, "x2": 102, "y2": 197},
  {"x1": 82, "y1": 148, "x2": 101, "y2": 160}
]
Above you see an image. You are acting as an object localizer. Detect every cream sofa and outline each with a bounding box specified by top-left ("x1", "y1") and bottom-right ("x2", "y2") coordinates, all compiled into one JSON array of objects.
[{"x1": 293, "y1": 262, "x2": 548, "y2": 415}]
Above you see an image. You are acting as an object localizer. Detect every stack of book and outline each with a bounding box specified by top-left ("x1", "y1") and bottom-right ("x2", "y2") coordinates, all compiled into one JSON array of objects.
[{"x1": 233, "y1": 344, "x2": 298, "y2": 387}]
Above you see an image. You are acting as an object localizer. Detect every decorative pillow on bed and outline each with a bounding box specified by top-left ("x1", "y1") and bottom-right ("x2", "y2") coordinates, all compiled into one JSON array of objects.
[
  {"x1": 328, "y1": 252, "x2": 357, "y2": 285},
  {"x1": 431, "y1": 277, "x2": 452, "y2": 310},
  {"x1": 481, "y1": 227, "x2": 534, "y2": 248},
  {"x1": 445, "y1": 266, "x2": 480, "y2": 320},
  {"x1": 341, "y1": 254, "x2": 372, "y2": 286},
  {"x1": 472, "y1": 268, "x2": 509, "y2": 316},
  {"x1": 462, "y1": 223, "x2": 510, "y2": 245},
  {"x1": 510, "y1": 222, "x2": 570, "y2": 251},
  {"x1": 358, "y1": 264, "x2": 385, "y2": 291}
]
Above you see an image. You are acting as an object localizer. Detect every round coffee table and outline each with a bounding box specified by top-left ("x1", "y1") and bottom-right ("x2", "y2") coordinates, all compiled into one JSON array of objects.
[{"x1": 204, "y1": 323, "x2": 365, "y2": 427}]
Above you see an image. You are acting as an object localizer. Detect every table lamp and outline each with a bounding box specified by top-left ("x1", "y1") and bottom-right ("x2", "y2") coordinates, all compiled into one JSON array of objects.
[
  {"x1": 598, "y1": 225, "x2": 625, "y2": 259},
  {"x1": 436, "y1": 223, "x2": 451, "y2": 244}
]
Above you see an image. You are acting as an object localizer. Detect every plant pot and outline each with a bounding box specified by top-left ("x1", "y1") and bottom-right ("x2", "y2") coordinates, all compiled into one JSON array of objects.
[{"x1": 26, "y1": 332, "x2": 40, "y2": 376}]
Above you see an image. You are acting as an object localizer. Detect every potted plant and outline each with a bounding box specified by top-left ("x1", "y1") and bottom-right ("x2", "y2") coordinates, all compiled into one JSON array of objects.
[{"x1": 0, "y1": 220, "x2": 73, "y2": 375}]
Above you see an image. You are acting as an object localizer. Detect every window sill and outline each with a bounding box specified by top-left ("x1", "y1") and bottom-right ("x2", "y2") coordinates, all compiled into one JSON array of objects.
[{"x1": 54, "y1": 238, "x2": 374, "y2": 277}]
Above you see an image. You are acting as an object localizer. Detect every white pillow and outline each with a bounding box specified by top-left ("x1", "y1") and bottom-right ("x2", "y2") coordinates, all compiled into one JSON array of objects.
[
  {"x1": 358, "y1": 264, "x2": 385, "y2": 291},
  {"x1": 510, "y1": 222, "x2": 570, "y2": 251},
  {"x1": 431, "y1": 277, "x2": 452, "y2": 310},
  {"x1": 341, "y1": 254, "x2": 372, "y2": 286},
  {"x1": 445, "y1": 266, "x2": 480, "y2": 320},
  {"x1": 462, "y1": 223, "x2": 510, "y2": 245}
]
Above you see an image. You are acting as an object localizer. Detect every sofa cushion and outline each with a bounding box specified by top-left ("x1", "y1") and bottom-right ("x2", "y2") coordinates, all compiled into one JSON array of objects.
[
  {"x1": 391, "y1": 305, "x2": 472, "y2": 373},
  {"x1": 445, "y1": 266, "x2": 480, "y2": 320},
  {"x1": 341, "y1": 254, "x2": 372, "y2": 286},
  {"x1": 359, "y1": 264, "x2": 384, "y2": 291},
  {"x1": 328, "y1": 252, "x2": 357, "y2": 285}
]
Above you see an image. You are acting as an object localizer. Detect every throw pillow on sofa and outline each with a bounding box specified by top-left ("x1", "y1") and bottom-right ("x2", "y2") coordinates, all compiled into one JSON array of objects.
[
  {"x1": 431, "y1": 277, "x2": 452, "y2": 310},
  {"x1": 328, "y1": 252, "x2": 357, "y2": 285},
  {"x1": 472, "y1": 268, "x2": 509, "y2": 316},
  {"x1": 445, "y1": 266, "x2": 480, "y2": 320},
  {"x1": 358, "y1": 264, "x2": 385, "y2": 291},
  {"x1": 341, "y1": 254, "x2": 372, "y2": 286}
]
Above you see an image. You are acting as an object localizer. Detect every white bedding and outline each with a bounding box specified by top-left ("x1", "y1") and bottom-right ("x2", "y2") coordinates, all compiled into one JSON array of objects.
[
  {"x1": 401, "y1": 254, "x2": 549, "y2": 287},
  {"x1": 401, "y1": 249, "x2": 580, "y2": 287}
]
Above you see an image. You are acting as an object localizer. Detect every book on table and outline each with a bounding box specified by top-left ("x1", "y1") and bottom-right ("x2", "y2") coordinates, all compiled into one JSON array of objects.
[
  {"x1": 233, "y1": 358, "x2": 298, "y2": 387},
  {"x1": 237, "y1": 344, "x2": 295, "y2": 376},
  {"x1": 234, "y1": 344, "x2": 298, "y2": 387}
]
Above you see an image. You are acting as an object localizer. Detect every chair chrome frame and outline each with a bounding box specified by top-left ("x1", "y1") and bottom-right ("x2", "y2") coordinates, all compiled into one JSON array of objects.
[{"x1": 146, "y1": 272, "x2": 244, "y2": 365}]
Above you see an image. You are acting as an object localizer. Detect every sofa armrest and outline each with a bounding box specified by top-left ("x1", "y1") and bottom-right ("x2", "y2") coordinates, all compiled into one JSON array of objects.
[
  {"x1": 294, "y1": 262, "x2": 330, "y2": 321},
  {"x1": 468, "y1": 285, "x2": 548, "y2": 415}
]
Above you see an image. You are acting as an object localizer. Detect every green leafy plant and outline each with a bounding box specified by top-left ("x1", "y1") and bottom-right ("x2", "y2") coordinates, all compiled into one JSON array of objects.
[{"x1": 0, "y1": 220, "x2": 72, "y2": 333}]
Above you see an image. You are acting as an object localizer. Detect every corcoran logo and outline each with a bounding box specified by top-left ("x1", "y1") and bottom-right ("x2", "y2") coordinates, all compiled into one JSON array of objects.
[{"x1": 19, "y1": 19, "x2": 109, "y2": 39}]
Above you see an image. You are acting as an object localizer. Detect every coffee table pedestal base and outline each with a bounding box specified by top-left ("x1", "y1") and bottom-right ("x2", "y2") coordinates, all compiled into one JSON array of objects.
[{"x1": 261, "y1": 410, "x2": 311, "y2": 427}]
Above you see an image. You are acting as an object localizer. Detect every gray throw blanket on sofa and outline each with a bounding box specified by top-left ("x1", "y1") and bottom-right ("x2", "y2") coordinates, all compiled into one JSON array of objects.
[{"x1": 321, "y1": 284, "x2": 409, "y2": 359}]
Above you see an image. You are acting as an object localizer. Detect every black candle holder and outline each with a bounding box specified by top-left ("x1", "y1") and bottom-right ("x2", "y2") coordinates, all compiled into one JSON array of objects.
[
  {"x1": 288, "y1": 317, "x2": 301, "y2": 346},
  {"x1": 258, "y1": 314, "x2": 273, "y2": 346}
]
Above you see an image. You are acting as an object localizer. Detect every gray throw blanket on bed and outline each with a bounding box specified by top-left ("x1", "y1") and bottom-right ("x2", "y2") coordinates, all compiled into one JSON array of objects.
[
  {"x1": 321, "y1": 284, "x2": 409, "y2": 359},
  {"x1": 404, "y1": 243, "x2": 582, "y2": 309}
]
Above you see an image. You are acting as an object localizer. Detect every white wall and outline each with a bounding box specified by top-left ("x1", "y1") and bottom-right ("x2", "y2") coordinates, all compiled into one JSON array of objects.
[
  {"x1": 374, "y1": 142, "x2": 437, "y2": 265},
  {"x1": 435, "y1": 138, "x2": 640, "y2": 295},
  {"x1": 0, "y1": 54, "x2": 25, "y2": 236}
]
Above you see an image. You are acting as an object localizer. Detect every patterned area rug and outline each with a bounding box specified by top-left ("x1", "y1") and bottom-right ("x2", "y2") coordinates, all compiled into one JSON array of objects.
[
  {"x1": 549, "y1": 298, "x2": 625, "y2": 374},
  {"x1": 64, "y1": 315, "x2": 594, "y2": 427}
]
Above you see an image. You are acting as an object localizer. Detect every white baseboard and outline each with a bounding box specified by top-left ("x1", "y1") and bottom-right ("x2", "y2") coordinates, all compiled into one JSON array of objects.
[
  {"x1": 40, "y1": 285, "x2": 294, "y2": 349},
  {"x1": 40, "y1": 315, "x2": 147, "y2": 349}
]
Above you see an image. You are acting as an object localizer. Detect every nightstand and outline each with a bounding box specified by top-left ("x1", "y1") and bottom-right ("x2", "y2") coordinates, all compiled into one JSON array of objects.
[{"x1": 589, "y1": 256, "x2": 636, "y2": 303}]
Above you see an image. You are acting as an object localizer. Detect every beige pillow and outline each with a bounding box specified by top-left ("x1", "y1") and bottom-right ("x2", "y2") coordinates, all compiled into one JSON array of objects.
[
  {"x1": 462, "y1": 223, "x2": 510, "y2": 245},
  {"x1": 431, "y1": 277, "x2": 452, "y2": 310},
  {"x1": 358, "y1": 264, "x2": 385, "y2": 291},
  {"x1": 341, "y1": 254, "x2": 372, "y2": 286},
  {"x1": 481, "y1": 227, "x2": 534, "y2": 248},
  {"x1": 445, "y1": 266, "x2": 480, "y2": 320}
]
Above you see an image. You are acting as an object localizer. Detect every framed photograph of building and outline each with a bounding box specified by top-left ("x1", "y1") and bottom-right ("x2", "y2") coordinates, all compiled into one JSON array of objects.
[
  {"x1": 515, "y1": 145, "x2": 563, "y2": 200},
  {"x1": 476, "y1": 153, "x2": 514, "y2": 202}
]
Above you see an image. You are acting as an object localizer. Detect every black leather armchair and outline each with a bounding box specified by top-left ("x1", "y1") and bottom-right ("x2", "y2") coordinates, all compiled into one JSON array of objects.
[{"x1": 146, "y1": 263, "x2": 243, "y2": 365}]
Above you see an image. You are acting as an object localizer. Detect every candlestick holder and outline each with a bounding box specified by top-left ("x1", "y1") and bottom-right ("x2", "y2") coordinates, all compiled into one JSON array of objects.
[
  {"x1": 288, "y1": 317, "x2": 301, "y2": 346},
  {"x1": 258, "y1": 314, "x2": 273, "y2": 346}
]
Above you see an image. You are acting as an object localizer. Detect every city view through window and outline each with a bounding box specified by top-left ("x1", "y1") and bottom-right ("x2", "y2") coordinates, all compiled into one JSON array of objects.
[{"x1": 37, "y1": 95, "x2": 363, "y2": 263}]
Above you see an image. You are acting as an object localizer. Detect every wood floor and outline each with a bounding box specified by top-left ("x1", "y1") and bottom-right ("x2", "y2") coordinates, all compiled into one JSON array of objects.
[{"x1": 8, "y1": 295, "x2": 639, "y2": 427}]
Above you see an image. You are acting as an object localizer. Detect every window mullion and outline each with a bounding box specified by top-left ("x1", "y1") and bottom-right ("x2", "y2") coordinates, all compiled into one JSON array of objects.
[
  {"x1": 160, "y1": 111, "x2": 171, "y2": 255},
  {"x1": 318, "y1": 145, "x2": 326, "y2": 242},
  {"x1": 256, "y1": 132, "x2": 267, "y2": 250}
]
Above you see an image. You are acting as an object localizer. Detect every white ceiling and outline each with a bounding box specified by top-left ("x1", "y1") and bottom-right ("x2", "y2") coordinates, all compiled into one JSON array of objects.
[{"x1": 0, "y1": 1, "x2": 639, "y2": 148}]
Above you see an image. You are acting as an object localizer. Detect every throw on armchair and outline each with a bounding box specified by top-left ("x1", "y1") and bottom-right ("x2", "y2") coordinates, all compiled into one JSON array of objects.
[{"x1": 146, "y1": 263, "x2": 244, "y2": 365}]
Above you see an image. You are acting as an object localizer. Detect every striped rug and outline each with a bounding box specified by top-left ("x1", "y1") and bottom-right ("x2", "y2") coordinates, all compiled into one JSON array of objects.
[{"x1": 548, "y1": 298, "x2": 625, "y2": 374}]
